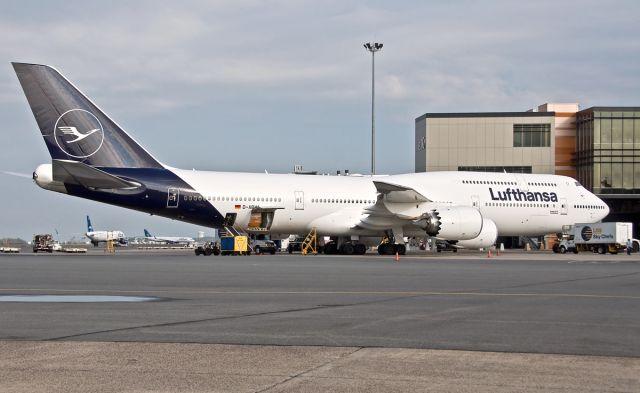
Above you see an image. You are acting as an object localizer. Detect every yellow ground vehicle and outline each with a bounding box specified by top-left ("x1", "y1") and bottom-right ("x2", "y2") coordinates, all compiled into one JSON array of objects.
[{"x1": 220, "y1": 236, "x2": 249, "y2": 256}]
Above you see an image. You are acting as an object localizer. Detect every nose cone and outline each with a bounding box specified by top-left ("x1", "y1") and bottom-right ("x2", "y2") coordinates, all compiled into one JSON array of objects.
[{"x1": 603, "y1": 202, "x2": 610, "y2": 219}]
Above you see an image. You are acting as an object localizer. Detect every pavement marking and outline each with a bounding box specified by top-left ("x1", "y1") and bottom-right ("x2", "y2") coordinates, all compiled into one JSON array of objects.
[
  {"x1": 1, "y1": 288, "x2": 639, "y2": 300},
  {"x1": 0, "y1": 295, "x2": 160, "y2": 303}
]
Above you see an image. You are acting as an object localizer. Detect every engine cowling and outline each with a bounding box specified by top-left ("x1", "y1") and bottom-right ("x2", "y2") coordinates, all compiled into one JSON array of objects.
[
  {"x1": 418, "y1": 206, "x2": 482, "y2": 240},
  {"x1": 457, "y1": 218, "x2": 498, "y2": 249}
]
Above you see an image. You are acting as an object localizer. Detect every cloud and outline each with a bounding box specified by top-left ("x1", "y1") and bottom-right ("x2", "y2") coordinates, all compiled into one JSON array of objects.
[{"x1": 3, "y1": 1, "x2": 639, "y2": 114}]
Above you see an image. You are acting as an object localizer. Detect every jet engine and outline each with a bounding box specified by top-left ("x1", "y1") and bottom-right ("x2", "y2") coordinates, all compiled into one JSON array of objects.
[
  {"x1": 416, "y1": 206, "x2": 483, "y2": 240},
  {"x1": 456, "y1": 218, "x2": 498, "y2": 249}
]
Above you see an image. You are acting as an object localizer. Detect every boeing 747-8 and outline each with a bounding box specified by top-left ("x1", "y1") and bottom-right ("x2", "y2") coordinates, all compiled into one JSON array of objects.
[{"x1": 13, "y1": 63, "x2": 609, "y2": 254}]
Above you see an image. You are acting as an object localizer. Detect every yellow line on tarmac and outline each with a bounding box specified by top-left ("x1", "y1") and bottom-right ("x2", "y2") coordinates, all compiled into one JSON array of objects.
[{"x1": 0, "y1": 288, "x2": 639, "y2": 300}]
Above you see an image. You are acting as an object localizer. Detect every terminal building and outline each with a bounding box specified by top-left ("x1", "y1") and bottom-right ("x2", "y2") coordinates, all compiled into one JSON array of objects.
[{"x1": 415, "y1": 103, "x2": 640, "y2": 238}]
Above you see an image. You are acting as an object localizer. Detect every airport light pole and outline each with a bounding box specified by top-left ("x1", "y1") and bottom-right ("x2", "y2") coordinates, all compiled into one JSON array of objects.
[{"x1": 364, "y1": 42, "x2": 383, "y2": 175}]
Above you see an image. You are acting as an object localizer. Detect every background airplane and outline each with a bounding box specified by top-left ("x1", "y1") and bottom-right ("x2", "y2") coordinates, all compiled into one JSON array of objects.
[
  {"x1": 85, "y1": 215, "x2": 127, "y2": 247},
  {"x1": 143, "y1": 229, "x2": 195, "y2": 245}
]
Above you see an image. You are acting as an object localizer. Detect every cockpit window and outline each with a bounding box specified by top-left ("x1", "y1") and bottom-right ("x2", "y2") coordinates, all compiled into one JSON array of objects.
[{"x1": 575, "y1": 181, "x2": 582, "y2": 187}]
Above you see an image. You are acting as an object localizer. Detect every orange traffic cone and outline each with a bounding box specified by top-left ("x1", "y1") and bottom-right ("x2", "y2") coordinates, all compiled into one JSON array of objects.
[
  {"x1": 496, "y1": 248, "x2": 501, "y2": 257},
  {"x1": 395, "y1": 252, "x2": 400, "y2": 262},
  {"x1": 487, "y1": 248, "x2": 492, "y2": 258}
]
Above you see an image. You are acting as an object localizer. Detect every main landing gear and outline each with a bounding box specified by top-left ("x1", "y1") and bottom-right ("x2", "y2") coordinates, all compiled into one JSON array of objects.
[
  {"x1": 322, "y1": 239, "x2": 367, "y2": 255},
  {"x1": 376, "y1": 228, "x2": 407, "y2": 255},
  {"x1": 377, "y1": 243, "x2": 406, "y2": 255}
]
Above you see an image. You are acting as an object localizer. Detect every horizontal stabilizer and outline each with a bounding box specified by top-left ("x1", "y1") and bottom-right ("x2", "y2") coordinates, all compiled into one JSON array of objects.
[
  {"x1": 52, "y1": 160, "x2": 140, "y2": 190},
  {"x1": 373, "y1": 181, "x2": 430, "y2": 203}
]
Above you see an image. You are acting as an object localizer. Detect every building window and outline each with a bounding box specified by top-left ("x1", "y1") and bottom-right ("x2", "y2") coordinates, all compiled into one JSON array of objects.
[
  {"x1": 513, "y1": 124, "x2": 551, "y2": 147},
  {"x1": 458, "y1": 166, "x2": 532, "y2": 174}
]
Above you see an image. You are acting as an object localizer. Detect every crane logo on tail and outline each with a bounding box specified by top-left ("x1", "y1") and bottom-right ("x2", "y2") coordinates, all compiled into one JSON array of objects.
[{"x1": 54, "y1": 109, "x2": 104, "y2": 158}]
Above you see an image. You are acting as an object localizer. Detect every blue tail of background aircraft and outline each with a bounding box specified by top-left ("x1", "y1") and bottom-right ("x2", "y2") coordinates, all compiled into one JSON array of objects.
[
  {"x1": 86, "y1": 215, "x2": 93, "y2": 232},
  {"x1": 144, "y1": 229, "x2": 153, "y2": 237}
]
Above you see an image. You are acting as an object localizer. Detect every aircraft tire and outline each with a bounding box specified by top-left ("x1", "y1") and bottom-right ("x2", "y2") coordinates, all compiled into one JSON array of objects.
[
  {"x1": 324, "y1": 242, "x2": 338, "y2": 255},
  {"x1": 341, "y1": 243, "x2": 354, "y2": 255},
  {"x1": 378, "y1": 243, "x2": 394, "y2": 255},
  {"x1": 394, "y1": 244, "x2": 406, "y2": 255},
  {"x1": 354, "y1": 243, "x2": 367, "y2": 255}
]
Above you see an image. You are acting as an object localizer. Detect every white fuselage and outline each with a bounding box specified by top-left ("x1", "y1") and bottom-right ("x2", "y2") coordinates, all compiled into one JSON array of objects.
[
  {"x1": 85, "y1": 230, "x2": 126, "y2": 243},
  {"x1": 173, "y1": 169, "x2": 609, "y2": 238},
  {"x1": 145, "y1": 236, "x2": 195, "y2": 244}
]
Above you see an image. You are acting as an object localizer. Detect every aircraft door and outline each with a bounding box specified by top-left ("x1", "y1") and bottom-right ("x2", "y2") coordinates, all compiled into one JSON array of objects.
[
  {"x1": 560, "y1": 198, "x2": 568, "y2": 215},
  {"x1": 515, "y1": 174, "x2": 529, "y2": 191},
  {"x1": 224, "y1": 213, "x2": 237, "y2": 226},
  {"x1": 167, "y1": 188, "x2": 179, "y2": 208},
  {"x1": 294, "y1": 191, "x2": 304, "y2": 210},
  {"x1": 247, "y1": 210, "x2": 275, "y2": 231},
  {"x1": 471, "y1": 195, "x2": 479, "y2": 209}
]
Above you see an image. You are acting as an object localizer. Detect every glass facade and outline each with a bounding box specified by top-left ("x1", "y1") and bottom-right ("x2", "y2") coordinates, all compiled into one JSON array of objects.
[
  {"x1": 576, "y1": 108, "x2": 640, "y2": 194},
  {"x1": 513, "y1": 124, "x2": 551, "y2": 147}
]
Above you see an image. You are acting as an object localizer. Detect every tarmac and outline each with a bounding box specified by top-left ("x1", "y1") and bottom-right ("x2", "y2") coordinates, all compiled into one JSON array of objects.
[{"x1": 1, "y1": 250, "x2": 639, "y2": 392}]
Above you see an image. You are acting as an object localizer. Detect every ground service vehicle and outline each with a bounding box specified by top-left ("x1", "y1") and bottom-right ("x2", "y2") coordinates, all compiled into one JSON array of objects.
[
  {"x1": 287, "y1": 237, "x2": 305, "y2": 253},
  {"x1": 194, "y1": 241, "x2": 220, "y2": 256},
  {"x1": 436, "y1": 240, "x2": 458, "y2": 252},
  {"x1": 32, "y1": 234, "x2": 54, "y2": 253},
  {"x1": 221, "y1": 236, "x2": 249, "y2": 256},
  {"x1": 252, "y1": 239, "x2": 277, "y2": 255},
  {"x1": 555, "y1": 222, "x2": 635, "y2": 254}
]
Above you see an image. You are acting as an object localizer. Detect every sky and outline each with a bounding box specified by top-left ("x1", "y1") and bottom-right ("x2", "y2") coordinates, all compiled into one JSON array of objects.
[{"x1": 1, "y1": 0, "x2": 639, "y2": 240}]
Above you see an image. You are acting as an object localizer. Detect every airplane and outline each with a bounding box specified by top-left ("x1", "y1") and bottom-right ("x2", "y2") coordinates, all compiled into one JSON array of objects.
[
  {"x1": 143, "y1": 229, "x2": 195, "y2": 245},
  {"x1": 85, "y1": 215, "x2": 127, "y2": 247},
  {"x1": 14, "y1": 62, "x2": 610, "y2": 255}
]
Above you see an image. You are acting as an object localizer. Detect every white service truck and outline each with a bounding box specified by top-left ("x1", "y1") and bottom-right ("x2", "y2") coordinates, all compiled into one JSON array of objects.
[{"x1": 555, "y1": 222, "x2": 638, "y2": 254}]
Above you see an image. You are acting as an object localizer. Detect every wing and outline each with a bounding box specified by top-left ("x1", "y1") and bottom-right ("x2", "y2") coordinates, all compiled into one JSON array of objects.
[
  {"x1": 356, "y1": 180, "x2": 432, "y2": 230},
  {"x1": 372, "y1": 180, "x2": 430, "y2": 203}
]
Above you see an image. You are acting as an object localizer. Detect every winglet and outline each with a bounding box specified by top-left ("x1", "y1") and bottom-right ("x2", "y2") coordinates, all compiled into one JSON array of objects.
[{"x1": 373, "y1": 181, "x2": 430, "y2": 203}]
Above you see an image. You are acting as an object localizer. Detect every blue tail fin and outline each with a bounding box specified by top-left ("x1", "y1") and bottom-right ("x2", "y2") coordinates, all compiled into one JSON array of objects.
[
  {"x1": 144, "y1": 229, "x2": 152, "y2": 237},
  {"x1": 12, "y1": 62, "x2": 162, "y2": 169},
  {"x1": 86, "y1": 215, "x2": 93, "y2": 232}
]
